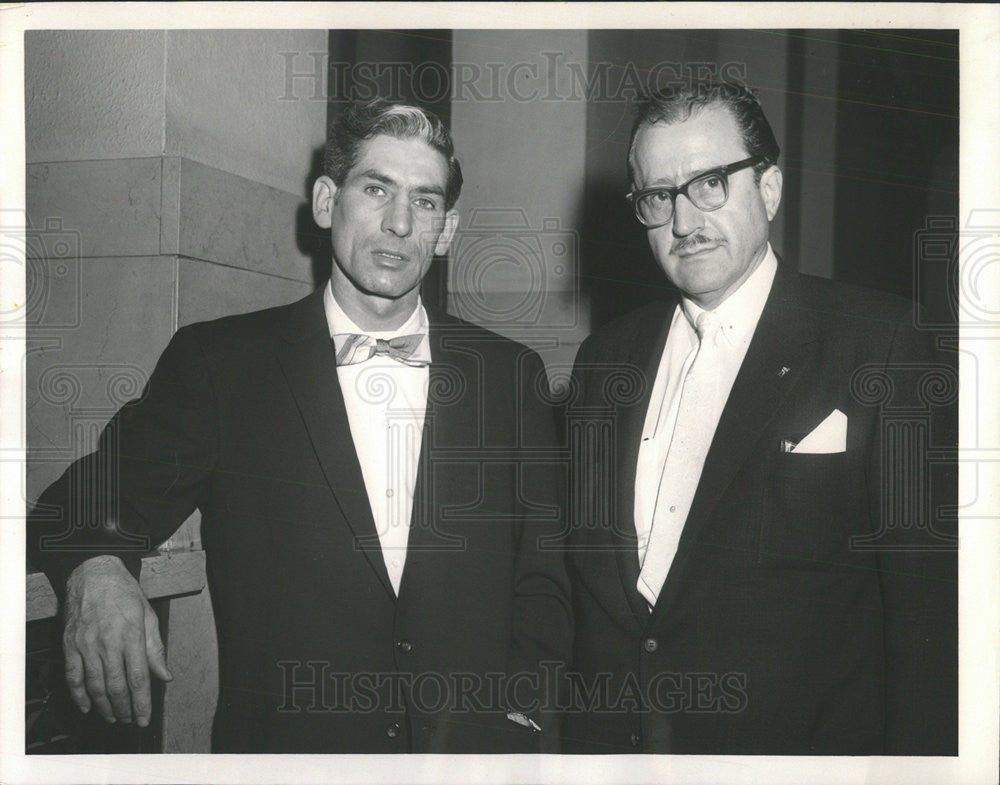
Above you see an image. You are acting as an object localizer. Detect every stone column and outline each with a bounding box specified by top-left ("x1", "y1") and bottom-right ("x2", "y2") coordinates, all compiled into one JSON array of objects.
[{"x1": 25, "y1": 29, "x2": 328, "y2": 751}]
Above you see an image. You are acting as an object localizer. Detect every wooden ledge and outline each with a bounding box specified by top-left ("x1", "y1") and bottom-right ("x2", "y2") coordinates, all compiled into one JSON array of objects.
[{"x1": 27, "y1": 550, "x2": 207, "y2": 622}]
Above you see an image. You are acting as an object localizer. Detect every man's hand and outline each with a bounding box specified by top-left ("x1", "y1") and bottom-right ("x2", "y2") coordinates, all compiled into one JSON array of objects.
[{"x1": 62, "y1": 555, "x2": 173, "y2": 727}]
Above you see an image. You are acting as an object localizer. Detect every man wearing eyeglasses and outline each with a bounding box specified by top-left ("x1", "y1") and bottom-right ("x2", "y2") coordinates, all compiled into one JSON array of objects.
[{"x1": 563, "y1": 81, "x2": 957, "y2": 755}]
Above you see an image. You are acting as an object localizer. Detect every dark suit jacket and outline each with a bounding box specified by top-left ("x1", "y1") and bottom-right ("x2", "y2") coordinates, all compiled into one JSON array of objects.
[
  {"x1": 563, "y1": 264, "x2": 957, "y2": 755},
  {"x1": 28, "y1": 287, "x2": 573, "y2": 753}
]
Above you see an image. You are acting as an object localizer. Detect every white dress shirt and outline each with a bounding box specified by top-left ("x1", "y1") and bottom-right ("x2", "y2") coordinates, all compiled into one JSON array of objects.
[
  {"x1": 634, "y1": 246, "x2": 778, "y2": 569},
  {"x1": 324, "y1": 283, "x2": 430, "y2": 595}
]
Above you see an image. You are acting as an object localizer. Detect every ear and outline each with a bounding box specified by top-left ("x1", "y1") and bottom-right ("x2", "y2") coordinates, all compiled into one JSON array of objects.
[
  {"x1": 312, "y1": 175, "x2": 337, "y2": 229},
  {"x1": 759, "y1": 165, "x2": 782, "y2": 221},
  {"x1": 433, "y1": 209, "x2": 460, "y2": 257}
]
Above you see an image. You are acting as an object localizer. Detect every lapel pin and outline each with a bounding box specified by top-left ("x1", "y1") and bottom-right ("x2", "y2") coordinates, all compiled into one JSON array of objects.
[{"x1": 778, "y1": 366, "x2": 790, "y2": 378}]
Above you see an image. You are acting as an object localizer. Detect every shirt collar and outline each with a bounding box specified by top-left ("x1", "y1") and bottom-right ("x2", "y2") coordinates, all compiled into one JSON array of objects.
[
  {"x1": 680, "y1": 244, "x2": 778, "y2": 348},
  {"x1": 323, "y1": 280, "x2": 431, "y2": 362}
]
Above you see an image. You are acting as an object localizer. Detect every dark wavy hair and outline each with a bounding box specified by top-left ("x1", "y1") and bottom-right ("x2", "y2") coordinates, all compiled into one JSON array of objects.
[
  {"x1": 324, "y1": 99, "x2": 463, "y2": 210},
  {"x1": 627, "y1": 81, "x2": 780, "y2": 185}
]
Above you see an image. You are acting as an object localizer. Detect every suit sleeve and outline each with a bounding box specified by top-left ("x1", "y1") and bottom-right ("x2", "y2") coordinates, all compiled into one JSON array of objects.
[
  {"x1": 869, "y1": 314, "x2": 958, "y2": 754},
  {"x1": 27, "y1": 324, "x2": 220, "y2": 596},
  {"x1": 505, "y1": 348, "x2": 574, "y2": 751}
]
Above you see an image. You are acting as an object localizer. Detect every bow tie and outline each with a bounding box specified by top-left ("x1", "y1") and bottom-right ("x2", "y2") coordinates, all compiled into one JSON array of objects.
[{"x1": 332, "y1": 332, "x2": 430, "y2": 367}]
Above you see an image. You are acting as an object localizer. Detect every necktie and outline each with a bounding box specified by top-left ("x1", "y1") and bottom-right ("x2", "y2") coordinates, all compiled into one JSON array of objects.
[
  {"x1": 333, "y1": 333, "x2": 429, "y2": 367},
  {"x1": 637, "y1": 311, "x2": 722, "y2": 608}
]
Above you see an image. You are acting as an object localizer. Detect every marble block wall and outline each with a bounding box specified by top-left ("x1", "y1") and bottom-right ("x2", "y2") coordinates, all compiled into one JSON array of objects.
[{"x1": 25, "y1": 29, "x2": 327, "y2": 752}]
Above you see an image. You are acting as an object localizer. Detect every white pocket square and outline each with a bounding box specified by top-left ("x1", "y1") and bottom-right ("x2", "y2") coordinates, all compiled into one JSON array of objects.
[{"x1": 790, "y1": 409, "x2": 847, "y2": 454}]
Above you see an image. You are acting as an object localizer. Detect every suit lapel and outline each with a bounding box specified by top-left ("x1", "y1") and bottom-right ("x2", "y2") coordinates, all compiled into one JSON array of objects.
[
  {"x1": 650, "y1": 266, "x2": 819, "y2": 622},
  {"x1": 611, "y1": 301, "x2": 677, "y2": 626},
  {"x1": 274, "y1": 288, "x2": 395, "y2": 599},
  {"x1": 397, "y1": 310, "x2": 478, "y2": 595}
]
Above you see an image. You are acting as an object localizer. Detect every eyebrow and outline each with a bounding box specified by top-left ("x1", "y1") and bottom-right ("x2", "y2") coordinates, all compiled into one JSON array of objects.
[
  {"x1": 357, "y1": 169, "x2": 446, "y2": 199},
  {"x1": 646, "y1": 164, "x2": 726, "y2": 190}
]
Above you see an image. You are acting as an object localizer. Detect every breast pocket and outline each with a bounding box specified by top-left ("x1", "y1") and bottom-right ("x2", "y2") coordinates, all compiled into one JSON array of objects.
[{"x1": 757, "y1": 451, "x2": 852, "y2": 570}]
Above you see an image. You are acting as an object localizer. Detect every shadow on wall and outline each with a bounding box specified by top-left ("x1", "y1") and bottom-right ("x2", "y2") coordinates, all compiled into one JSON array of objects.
[
  {"x1": 296, "y1": 144, "x2": 332, "y2": 287},
  {"x1": 579, "y1": 172, "x2": 677, "y2": 331}
]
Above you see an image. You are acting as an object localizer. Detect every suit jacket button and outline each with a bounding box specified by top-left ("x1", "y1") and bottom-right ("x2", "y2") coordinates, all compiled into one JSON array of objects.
[
  {"x1": 396, "y1": 639, "x2": 413, "y2": 654},
  {"x1": 643, "y1": 637, "x2": 658, "y2": 653},
  {"x1": 386, "y1": 722, "x2": 401, "y2": 738},
  {"x1": 630, "y1": 731, "x2": 642, "y2": 748}
]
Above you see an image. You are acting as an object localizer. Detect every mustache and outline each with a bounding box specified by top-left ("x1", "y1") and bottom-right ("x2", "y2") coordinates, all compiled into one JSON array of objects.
[{"x1": 672, "y1": 233, "x2": 726, "y2": 254}]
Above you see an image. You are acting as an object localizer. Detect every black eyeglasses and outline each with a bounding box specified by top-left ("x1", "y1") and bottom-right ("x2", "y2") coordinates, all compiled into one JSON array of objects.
[{"x1": 626, "y1": 155, "x2": 764, "y2": 229}]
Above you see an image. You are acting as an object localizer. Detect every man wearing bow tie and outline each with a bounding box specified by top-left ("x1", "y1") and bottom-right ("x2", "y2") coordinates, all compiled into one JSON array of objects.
[
  {"x1": 28, "y1": 99, "x2": 572, "y2": 753},
  {"x1": 563, "y1": 81, "x2": 957, "y2": 755}
]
